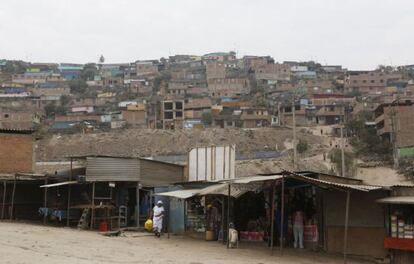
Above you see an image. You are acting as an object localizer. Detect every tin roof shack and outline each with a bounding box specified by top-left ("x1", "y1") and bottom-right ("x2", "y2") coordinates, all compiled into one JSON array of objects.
[
  {"x1": 69, "y1": 156, "x2": 185, "y2": 229},
  {"x1": 0, "y1": 173, "x2": 47, "y2": 221},
  {"x1": 377, "y1": 185, "x2": 414, "y2": 263},
  {"x1": 0, "y1": 128, "x2": 47, "y2": 221}
]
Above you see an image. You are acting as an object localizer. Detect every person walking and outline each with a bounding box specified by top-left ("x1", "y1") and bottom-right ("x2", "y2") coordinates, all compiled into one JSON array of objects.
[
  {"x1": 293, "y1": 209, "x2": 305, "y2": 249},
  {"x1": 152, "y1": 201, "x2": 165, "y2": 238}
]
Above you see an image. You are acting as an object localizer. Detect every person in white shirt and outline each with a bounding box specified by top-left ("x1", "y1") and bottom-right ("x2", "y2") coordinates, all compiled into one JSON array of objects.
[{"x1": 152, "y1": 201, "x2": 165, "y2": 237}]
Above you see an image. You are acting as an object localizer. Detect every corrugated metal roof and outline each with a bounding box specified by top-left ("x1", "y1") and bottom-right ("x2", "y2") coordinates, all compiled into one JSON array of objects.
[
  {"x1": 86, "y1": 157, "x2": 140, "y2": 182},
  {"x1": 377, "y1": 196, "x2": 414, "y2": 204},
  {"x1": 198, "y1": 184, "x2": 250, "y2": 198},
  {"x1": 287, "y1": 171, "x2": 382, "y2": 192}
]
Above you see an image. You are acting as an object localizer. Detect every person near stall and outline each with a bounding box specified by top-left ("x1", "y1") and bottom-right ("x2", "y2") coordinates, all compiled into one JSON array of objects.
[
  {"x1": 152, "y1": 201, "x2": 165, "y2": 238},
  {"x1": 293, "y1": 208, "x2": 305, "y2": 249}
]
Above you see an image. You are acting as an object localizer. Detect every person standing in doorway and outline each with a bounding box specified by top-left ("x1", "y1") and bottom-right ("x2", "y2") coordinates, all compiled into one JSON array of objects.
[
  {"x1": 152, "y1": 201, "x2": 165, "y2": 238},
  {"x1": 293, "y1": 209, "x2": 305, "y2": 249}
]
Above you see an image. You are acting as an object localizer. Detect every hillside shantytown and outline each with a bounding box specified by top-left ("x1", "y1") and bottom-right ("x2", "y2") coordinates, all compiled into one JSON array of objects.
[{"x1": 1, "y1": 52, "x2": 414, "y2": 264}]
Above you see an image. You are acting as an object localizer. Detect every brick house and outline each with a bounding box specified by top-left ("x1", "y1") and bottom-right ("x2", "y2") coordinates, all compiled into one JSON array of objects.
[
  {"x1": 208, "y1": 78, "x2": 250, "y2": 98},
  {"x1": 374, "y1": 99, "x2": 414, "y2": 157},
  {"x1": 122, "y1": 103, "x2": 147, "y2": 128},
  {"x1": 345, "y1": 71, "x2": 403, "y2": 95}
]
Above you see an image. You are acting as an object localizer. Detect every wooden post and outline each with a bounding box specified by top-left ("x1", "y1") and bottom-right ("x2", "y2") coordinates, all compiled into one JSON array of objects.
[
  {"x1": 1, "y1": 181, "x2": 6, "y2": 219},
  {"x1": 90, "y1": 182, "x2": 96, "y2": 230},
  {"x1": 10, "y1": 175, "x2": 17, "y2": 221},
  {"x1": 43, "y1": 178, "x2": 48, "y2": 225},
  {"x1": 280, "y1": 174, "x2": 285, "y2": 254},
  {"x1": 270, "y1": 183, "x2": 275, "y2": 254},
  {"x1": 222, "y1": 196, "x2": 225, "y2": 245},
  {"x1": 136, "y1": 182, "x2": 140, "y2": 228},
  {"x1": 67, "y1": 157, "x2": 73, "y2": 227},
  {"x1": 227, "y1": 183, "x2": 231, "y2": 249},
  {"x1": 343, "y1": 190, "x2": 351, "y2": 264}
]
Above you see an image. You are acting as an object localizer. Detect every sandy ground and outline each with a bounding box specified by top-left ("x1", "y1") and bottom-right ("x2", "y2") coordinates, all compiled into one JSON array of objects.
[{"x1": 0, "y1": 222, "x2": 371, "y2": 264}]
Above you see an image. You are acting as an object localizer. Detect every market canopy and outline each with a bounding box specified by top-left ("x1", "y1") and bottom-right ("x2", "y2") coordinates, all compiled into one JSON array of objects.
[
  {"x1": 40, "y1": 181, "x2": 79, "y2": 188},
  {"x1": 285, "y1": 171, "x2": 383, "y2": 192},
  {"x1": 376, "y1": 196, "x2": 414, "y2": 205},
  {"x1": 155, "y1": 183, "x2": 255, "y2": 199},
  {"x1": 155, "y1": 189, "x2": 201, "y2": 199}
]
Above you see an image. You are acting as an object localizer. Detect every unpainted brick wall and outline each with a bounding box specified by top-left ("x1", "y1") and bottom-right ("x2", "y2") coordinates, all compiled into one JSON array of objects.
[{"x1": 0, "y1": 134, "x2": 33, "y2": 173}]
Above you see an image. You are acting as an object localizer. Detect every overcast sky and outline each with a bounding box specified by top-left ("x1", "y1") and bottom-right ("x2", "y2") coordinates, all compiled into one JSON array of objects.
[{"x1": 0, "y1": 0, "x2": 413, "y2": 70}]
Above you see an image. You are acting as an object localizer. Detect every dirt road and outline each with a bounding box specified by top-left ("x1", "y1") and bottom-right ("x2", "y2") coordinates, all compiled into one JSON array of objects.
[{"x1": 0, "y1": 222, "x2": 370, "y2": 264}]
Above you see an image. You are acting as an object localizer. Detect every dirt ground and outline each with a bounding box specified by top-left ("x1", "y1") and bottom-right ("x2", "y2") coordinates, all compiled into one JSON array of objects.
[{"x1": 0, "y1": 222, "x2": 370, "y2": 264}]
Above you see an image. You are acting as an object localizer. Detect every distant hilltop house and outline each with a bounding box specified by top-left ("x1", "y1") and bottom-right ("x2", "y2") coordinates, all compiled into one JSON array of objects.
[
  {"x1": 345, "y1": 70, "x2": 404, "y2": 95},
  {"x1": 374, "y1": 99, "x2": 414, "y2": 158}
]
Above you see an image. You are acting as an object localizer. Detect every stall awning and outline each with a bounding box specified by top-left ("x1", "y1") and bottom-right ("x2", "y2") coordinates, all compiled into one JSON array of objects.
[
  {"x1": 40, "y1": 181, "x2": 79, "y2": 188},
  {"x1": 376, "y1": 196, "x2": 414, "y2": 204},
  {"x1": 155, "y1": 183, "x2": 252, "y2": 199},
  {"x1": 232, "y1": 175, "x2": 283, "y2": 184},
  {"x1": 155, "y1": 189, "x2": 201, "y2": 199},
  {"x1": 286, "y1": 172, "x2": 382, "y2": 192},
  {"x1": 198, "y1": 184, "x2": 254, "y2": 198}
]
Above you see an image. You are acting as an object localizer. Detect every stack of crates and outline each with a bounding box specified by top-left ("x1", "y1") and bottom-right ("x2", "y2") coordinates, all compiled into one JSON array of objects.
[{"x1": 391, "y1": 215, "x2": 398, "y2": 238}]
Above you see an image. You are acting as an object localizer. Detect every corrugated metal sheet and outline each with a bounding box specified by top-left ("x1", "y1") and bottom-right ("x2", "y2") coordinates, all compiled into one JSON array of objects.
[
  {"x1": 86, "y1": 157, "x2": 140, "y2": 182},
  {"x1": 198, "y1": 184, "x2": 249, "y2": 198},
  {"x1": 287, "y1": 171, "x2": 382, "y2": 192},
  {"x1": 377, "y1": 196, "x2": 414, "y2": 204}
]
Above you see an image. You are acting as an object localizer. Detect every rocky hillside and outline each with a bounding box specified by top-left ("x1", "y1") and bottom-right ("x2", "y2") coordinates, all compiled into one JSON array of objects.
[{"x1": 35, "y1": 127, "x2": 325, "y2": 161}]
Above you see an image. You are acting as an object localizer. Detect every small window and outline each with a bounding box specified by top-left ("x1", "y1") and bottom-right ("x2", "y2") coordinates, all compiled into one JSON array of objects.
[
  {"x1": 371, "y1": 80, "x2": 375, "y2": 83},
  {"x1": 4, "y1": 114, "x2": 9, "y2": 118}
]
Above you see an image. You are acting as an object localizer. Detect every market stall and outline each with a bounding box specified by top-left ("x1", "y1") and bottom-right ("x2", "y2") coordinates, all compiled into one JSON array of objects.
[{"x1": 377, "y1": 190, "x2": 414, "y2": 264}]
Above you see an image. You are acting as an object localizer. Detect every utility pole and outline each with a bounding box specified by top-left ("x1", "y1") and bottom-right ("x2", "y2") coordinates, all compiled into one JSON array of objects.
[
  {"x1": 340, "y1": 123, "x2": 346, "y2": 177},
  {"x1": 390, "y1": 99, "x2": 400, "y2": 169},
  {"x1": 292, "y1": 98, "x2": 297, "y2": 170},
  {"x1": 340, "y1": 104, "x2": 346, "y2": 177}
]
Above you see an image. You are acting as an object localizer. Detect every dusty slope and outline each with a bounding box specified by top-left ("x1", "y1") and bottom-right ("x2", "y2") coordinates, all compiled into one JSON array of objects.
[{"x1": 36, "y1": 127, "x2": 324, "y2": 161}]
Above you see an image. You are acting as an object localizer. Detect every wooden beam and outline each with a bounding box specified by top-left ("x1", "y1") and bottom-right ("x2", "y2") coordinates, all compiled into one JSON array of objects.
[
  {"x1": 280, "y1": 174, "x2": 285, "y2": 254},
  {"x1": 90, "y1": 182, "x2": 96, "y2": 230},
  {"x1": 43, "y1": 178, "x2": 48, "y2": 225},
  {"x1": 343, "y1": 190, "x2": 351, "y2": 264},
  {"x1": 221, "y1": 196, "x2": 225, "y2": 245},
  {"x1": 136, "y1": 182, "x2": 140, "y2": 228},
  {"x1": 10, "y1": 175, "x2": 17, "y2": 221},
  {"x1": 227, "y1": 183, "x2": 231, "y2": 249},
  {"x1": 270, "y1": 183, "x2": 275, "y2": 254},
  {"x1": 1, "y1": 181, "x2": 6, "y2": 219},
  {"x1": 67, "y1": 157, "x2": 73, "y2": 227}
]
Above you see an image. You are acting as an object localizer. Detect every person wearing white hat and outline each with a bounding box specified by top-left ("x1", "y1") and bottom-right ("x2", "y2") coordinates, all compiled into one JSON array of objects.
[{"x1": 152, "y1": 200, "x2": 165, "y2": 237}]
